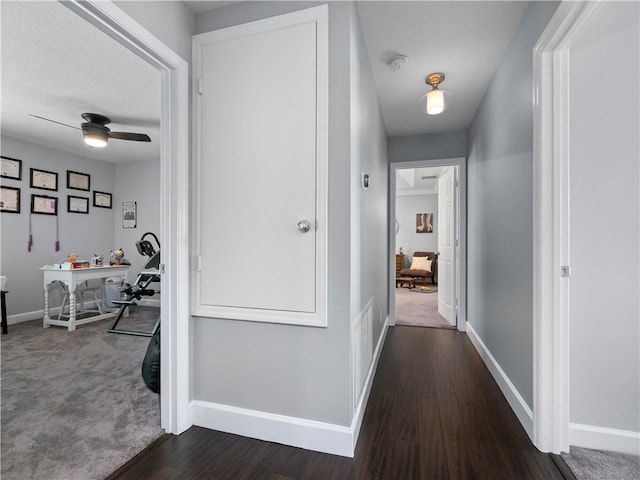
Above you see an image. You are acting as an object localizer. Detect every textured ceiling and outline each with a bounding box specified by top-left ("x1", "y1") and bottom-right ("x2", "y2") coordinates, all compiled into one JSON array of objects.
[
  {"x1": 1, "y1": 1, "x2": 160, "y2": 164},
  {"x1": 1, "y1": 1, "x2": 528, "y2": 165}
]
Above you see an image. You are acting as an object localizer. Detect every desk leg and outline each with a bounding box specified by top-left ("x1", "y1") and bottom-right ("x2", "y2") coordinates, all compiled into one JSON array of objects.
[
  {"x1": 68, "y1": 290, "x2": 77, "y2": 331},
  {"x1": 43, "y1": 283, "x2": 51, "y2": 328}
]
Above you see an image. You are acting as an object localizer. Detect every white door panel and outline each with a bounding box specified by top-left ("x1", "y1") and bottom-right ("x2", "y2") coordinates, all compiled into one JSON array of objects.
[
  {"x1": 193, "y1": 7, "x2": 328, "y2": 324},
  {"x1": 438, "y1": 167, "x2": 456, "y2": 325}
]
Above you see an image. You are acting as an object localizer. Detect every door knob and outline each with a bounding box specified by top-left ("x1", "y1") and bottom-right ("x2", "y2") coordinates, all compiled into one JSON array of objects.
[{"x1": 296, "y1": 220, "x2": 311, "y2": 233}]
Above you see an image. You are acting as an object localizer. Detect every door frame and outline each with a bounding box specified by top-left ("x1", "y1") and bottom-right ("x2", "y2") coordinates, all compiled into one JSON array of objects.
[
  {"x1": 532, "y1": 0, "x2": 603, "y2": 454},
  {"x1": 63, "y1": 0, "x2": 192, "y2": 434},
  {"x1": 389, "y1": 157, "x2": 467, "y2": 332}
]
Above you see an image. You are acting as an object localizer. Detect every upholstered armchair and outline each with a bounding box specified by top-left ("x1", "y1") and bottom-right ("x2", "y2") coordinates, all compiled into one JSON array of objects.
[{"x1": 399, "y1": 251, "x2": 438, "y2": 285}]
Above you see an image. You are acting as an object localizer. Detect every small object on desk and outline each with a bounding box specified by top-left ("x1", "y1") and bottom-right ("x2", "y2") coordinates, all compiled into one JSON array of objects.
[{"x1": 72, "y1": 261, "x2": 90, "y2": 269}]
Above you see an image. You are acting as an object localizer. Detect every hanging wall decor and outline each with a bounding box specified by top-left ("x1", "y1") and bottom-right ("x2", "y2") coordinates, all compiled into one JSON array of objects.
[
  {"x1": 122, "y1": 201, "x2": 136, "y2": 228},
  {"x1": 416, "y1": 212, "x2": 433, "y2": 233}
]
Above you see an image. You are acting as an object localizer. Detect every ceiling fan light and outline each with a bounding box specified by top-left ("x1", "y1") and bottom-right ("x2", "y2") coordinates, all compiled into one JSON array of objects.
[{"x1": 82, "y1": 126, "x2": 108, "y2": 148}]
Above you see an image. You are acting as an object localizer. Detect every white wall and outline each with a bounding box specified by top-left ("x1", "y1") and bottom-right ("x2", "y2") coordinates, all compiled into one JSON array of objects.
[
  {"x1": 568, "y1": 1, "x2": 639, "y2": 448},
  {"x1": 395, "y1": 193, "x2": 438, "y2": 265},
  {"x1": 466, "y1": 1, "x2": 558, "y2": 410},
  {"x1": 0, "y1": 135, "x2": 115, "y2": 317}
]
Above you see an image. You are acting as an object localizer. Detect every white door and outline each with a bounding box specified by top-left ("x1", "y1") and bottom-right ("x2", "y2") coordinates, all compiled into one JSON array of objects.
[
  {"x1": 193, "y1": 7, "x2": 328, "y2": 326},
  {"x1": 438, "y1": 167, "x2": 456, "y2": 325}
]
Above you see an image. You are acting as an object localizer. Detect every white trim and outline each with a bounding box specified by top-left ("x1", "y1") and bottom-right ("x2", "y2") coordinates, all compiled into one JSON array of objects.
[
  {"x1": 192, "y1": 318, "x2": 389, "y2": 458},
  {"x1": 351, "y1": 316, "x2": 389, "y2": 451},
  {"x1": 570, "y1": 423, "x2": 640, "y2": 456},
  {"x1": 466, "y1": 323, "x2": 534, "y2": 436},
  {"x1": 532, "y1": 0, "x2": 605, "y2": 454},
  {"x1": 192, "y1": 401, "x2": 355, "y2": 458},
  {"x1": 389, "y1": 157, "x2": 467, "y2": 332},
  {"x1": 191, "y1": 5, "x2": 328, "y2": 328},
  {"x1": 62, "y1": 1, "x2": 191, "y2": 434}
]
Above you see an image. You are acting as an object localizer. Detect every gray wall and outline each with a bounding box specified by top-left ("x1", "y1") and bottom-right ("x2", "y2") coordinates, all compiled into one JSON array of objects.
[
  {"x1": 466, "y1": 1, "x2": 558, "y2": 409},
  {"x1": 113, "y1": 160, "x2": 161, "y2": 279},
  {"x1": 569, "y1": 2, "x2": 639, "y2": 433},
  {"x1": 388, "y1": 131, "x2": 467, "y2": 163},
  {"x1": 0, "y1": 135, "x2": 115, "y2": 316},
  {"x1": 396, "y1": 194, "x2": 438, "y2": 265},
  {"x1": 114, "y1": 0, "x2": 194, "y2": 61},
  {"x1": 349, "y1": 1, "x2": 389, "y2": 355},
  {"x1": 191, "y1": 1, "x2": 356, "y2": 426}
]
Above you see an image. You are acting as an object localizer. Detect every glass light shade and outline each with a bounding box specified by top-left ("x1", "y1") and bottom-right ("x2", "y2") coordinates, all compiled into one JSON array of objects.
[
  {"x1": 427, "y1": 89, "x2": 445, "y2": 115},
  {"x1": 83, "y1": 128, "x2": 108, "y2": 148},
  {"x1": 419, "y1": 88, "x2": 450, "y2": 115}
]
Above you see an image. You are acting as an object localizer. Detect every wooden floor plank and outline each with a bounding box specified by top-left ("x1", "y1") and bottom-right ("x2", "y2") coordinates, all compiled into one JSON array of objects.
[{"x1": 111, "y1": 326, "x2": 564, "y2": 480}]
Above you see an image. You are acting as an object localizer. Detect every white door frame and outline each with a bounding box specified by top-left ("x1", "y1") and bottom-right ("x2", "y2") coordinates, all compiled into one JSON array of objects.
[
  {"x1": 63, "y1": 1, "x2": 192, "y2": 434},
  {"x1": 532, "y1": 0, "x2": 603, "y2": 454},
  {"x1": 389, "y1": 158, "x2": 467, "y2": 332}
]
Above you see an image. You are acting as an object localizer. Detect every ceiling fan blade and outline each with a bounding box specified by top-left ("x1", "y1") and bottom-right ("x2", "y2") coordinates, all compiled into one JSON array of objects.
[
  {"x1": 29, "y1": 114, "x2": 80, "y2": 130},
  {"x1": 108, "y1": 131, "x2": 151, "y2": 142}
]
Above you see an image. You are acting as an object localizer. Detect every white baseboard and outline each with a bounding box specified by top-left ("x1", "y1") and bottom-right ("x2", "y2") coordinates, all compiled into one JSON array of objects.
[
  {"x1": 192, "y1": 400, "x2": 354, "y2": 457},
  {"x1": 570, "y1": 423, "x2": 640, "y2": 456},
  {"x1": 350, "y1": 315, "x2": 389, "y2": 451},
  {"x1": 466, "y1": 323, "x2": 534, "y2": 437},
  {"x1": 192, "y1": 316, "x2": 390, "y2": 458},
  {"x1": 7, "y1": 310, "x2": 43, "y2": 325}
]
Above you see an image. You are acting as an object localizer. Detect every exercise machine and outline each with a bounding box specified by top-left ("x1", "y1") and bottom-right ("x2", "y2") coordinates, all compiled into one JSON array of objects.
[{"x1": 107, "y1": 232, "x2": 161, "y2": 337}]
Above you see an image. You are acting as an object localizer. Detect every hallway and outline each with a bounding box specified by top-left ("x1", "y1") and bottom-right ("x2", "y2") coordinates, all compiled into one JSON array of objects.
[{"x1": 109, "y1": 326, "x2": 564, "y2": 479}]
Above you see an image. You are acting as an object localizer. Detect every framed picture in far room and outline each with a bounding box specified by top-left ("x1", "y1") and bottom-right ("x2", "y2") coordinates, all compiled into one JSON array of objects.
[
  {"x1": 67, "y1": 170, "x2": 91, "y2": 191},
  {"x1": 416, "y1": 212, "x2": 433, "y2": 233},
  {"x1": 1, "y1": 156, "x2": 22, "y2": 180},
  {"x1": 93, "y1": 191, "x2": 112, "y2": 208},
  {"x1": 1, "y1": 186, "x2": 20, "y2": 213},
  {"x1": 68, "y1": 195, "x2": 89, "y2": 214},
  {"x1": 31, "y1": 194, "x2": 57, "y2": 215}
]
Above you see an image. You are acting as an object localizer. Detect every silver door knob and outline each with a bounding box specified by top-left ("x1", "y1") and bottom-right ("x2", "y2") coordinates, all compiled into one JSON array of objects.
[{"x1": 296, "y1": 220, "x2": 311, "y2": 233}]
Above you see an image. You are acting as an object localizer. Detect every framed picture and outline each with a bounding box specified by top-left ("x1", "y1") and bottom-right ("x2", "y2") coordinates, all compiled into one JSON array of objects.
[
  {"x1": 1, "y1": 186, "x2": 20, "y2": 213},
  {"x1": 93, "y1": 191, "x2": 112, "y2": 208},
  {"x1": 68, "y1": 195, "x2": 89, "y2": 214},
  {"x1": 67, "y1": 170, "x2": 91, "y2": 191},
  {"x1": 1, "y1": 156, "x2": 22, "y2": 180},
  {"x1": 31, "y1": 194, "x2": 57, "y2": 215},
  {"x1": 30, "y1": 168, "x2": 58, "y2": 191},
  {"x1": 122, "y1": 201, "x2": 137, "y2": 228},
  {"x1": 416, "y1": 212, "x2": 433, "y2": 233}
]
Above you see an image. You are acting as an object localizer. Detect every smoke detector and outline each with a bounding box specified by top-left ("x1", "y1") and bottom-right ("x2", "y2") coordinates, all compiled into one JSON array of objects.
[{"x1": 387, "y1": 55, "x2": 409, "y2": 72}]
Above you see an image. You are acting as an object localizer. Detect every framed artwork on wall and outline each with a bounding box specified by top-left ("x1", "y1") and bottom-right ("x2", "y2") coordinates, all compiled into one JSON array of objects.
[
  {"x1": 31, "y1": 194, "x2": 57, "y2": 215},
  {"x1": 67, "y1": 170, "x2": 91, "y2": 191},
  {"x1": 416, "y1": 213, "x2": 433, "y2": 233},
  {"x1": 122, "y1": 201, "x2": 137, "y2": 228},
  {"x1": 1, "y1": 186, "x2": 20, "y2": 213},
  {"x1": 93, "y1": 191, "x2": 112, "y2": 208},
  {"x1": 1, "y1": 156, "x2": 22, "y2": 180},
  {"x1": 67, "y1": 195, "x2": 89, "y2": 214},
  {"x1": 30, "y1": 168, "x2": 58, "y2": 191}
]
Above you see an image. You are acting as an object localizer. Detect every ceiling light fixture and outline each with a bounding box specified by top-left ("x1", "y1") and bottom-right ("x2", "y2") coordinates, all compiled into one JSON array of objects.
[
  {"x1": 387, "y1": 54, "x2": 408, "y2": 72},
  {"x1": 420, "y1": 72, "x2": 448, "y2": 115},
  {"x1": 82, "y1": 126, "x2": 108, "y2": 148}
]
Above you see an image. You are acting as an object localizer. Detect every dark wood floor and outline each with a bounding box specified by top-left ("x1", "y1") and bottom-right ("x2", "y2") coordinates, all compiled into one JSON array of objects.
[{"x1": 109, "y1": 326, "x2": 565, "y2": 480}]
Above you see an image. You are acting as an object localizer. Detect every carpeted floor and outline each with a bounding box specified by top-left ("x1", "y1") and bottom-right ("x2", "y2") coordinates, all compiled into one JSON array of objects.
[
  {"x1": 395, "y1": 283, "x2": 454, "y2": 328},
  {"x1": 1, "y1": 306, "x2": 163, "y2": 480},
  {"x1": 561, "y1": 446, "x2": 640, "y2": 480}
]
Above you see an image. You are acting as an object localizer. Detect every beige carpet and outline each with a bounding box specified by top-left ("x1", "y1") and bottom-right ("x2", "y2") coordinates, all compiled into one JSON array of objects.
[{"x1": 395, "y1": 284, "x2": 454, "y2": 328}]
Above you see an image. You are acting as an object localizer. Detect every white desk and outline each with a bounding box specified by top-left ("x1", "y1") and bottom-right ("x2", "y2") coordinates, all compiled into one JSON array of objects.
[{"x1": 41, "y1": 265, "x2": 129, "y2": 331}]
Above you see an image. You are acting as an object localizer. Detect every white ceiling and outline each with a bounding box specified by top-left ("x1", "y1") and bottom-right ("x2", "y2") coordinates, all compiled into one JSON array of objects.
[
  {"x1": 1, "y1": 1, "x2": 160, "y2": 164},
  {"x1": 1, "y1": 1, "x2": 527, "y2": 164}
]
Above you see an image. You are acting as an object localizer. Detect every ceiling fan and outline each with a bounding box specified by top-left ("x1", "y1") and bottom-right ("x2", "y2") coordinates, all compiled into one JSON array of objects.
[{"x1": 29, "y1": 113, "x2": 151, "y2": 148}]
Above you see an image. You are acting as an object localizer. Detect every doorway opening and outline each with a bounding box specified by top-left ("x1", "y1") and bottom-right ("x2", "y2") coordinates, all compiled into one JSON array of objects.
[{"x1": 389, "y1": 158, "x2": 467, "y2": 332}]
